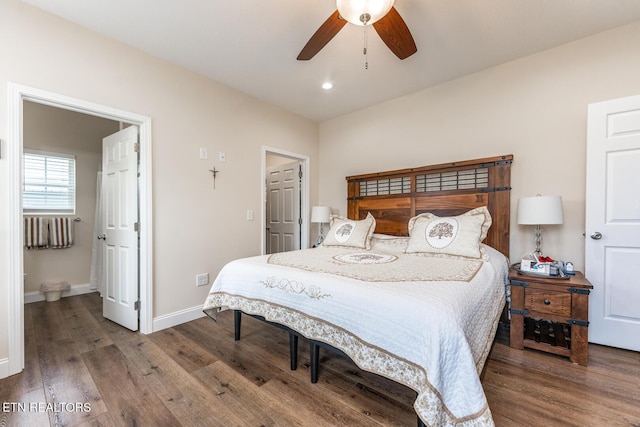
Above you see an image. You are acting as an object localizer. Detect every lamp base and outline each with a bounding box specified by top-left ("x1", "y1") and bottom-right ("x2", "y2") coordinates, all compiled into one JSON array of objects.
[{"x1": 314, "y1": 223, "x2": 326, "y2": 247}]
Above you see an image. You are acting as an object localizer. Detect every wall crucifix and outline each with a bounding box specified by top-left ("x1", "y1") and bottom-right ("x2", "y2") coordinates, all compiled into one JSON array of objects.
[{"x1": 209, "y1": 167, "x2": 219, "y2": 189}]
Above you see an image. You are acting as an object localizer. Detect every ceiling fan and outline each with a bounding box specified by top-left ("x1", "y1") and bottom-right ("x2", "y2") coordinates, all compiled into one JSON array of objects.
[{"x1": 297, "y1": 0, "x2": 417, "y2": 61}]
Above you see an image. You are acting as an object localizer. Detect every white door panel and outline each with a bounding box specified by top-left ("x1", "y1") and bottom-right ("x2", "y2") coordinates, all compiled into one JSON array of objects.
[
  {"x1": 606, "y1": 247, "x2": 640, "y2": 319},
  {"x1": 282, "y1": 233, "x2": 295, "y2": 252},
  {"x1": 269, "y1": 233, "x2": 280, "y2": 254},
  {"x1": 586, "y1": 95, "x2": 640, "y2": 351},
  {"x1": 283, "y1": 186, "x2": 295, "y2": 223},
  {"x1": 102, "y1": 126, "x2": 139, "y2": 331},
  {"x1": 606, "y1": 151, "x2": 640, "y2": 222}
]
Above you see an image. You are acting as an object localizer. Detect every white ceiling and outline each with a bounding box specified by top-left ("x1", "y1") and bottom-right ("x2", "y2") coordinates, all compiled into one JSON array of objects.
[{"x1": 22, "y1": 0, "x2": 640, "y2": 122}]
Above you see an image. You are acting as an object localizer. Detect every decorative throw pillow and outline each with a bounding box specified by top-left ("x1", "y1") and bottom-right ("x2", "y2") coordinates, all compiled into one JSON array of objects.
[
  {"x1": 405, "y1": 207, "x2": 492, "y2": 258},
  {"x1": 322, "y1": 212, "x2": 376, "y2": 249},
  {"x1": 370, "y1": 234, "x2": 409, "y2": 254}
]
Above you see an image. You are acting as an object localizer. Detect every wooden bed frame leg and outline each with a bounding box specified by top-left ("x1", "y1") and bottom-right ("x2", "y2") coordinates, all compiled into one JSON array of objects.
[
  {"x1": 233, "y1": 310, "x2": 241, "y2": 341},
  {"x1": 310, "y1": 342, "x2": 320, "y2": 383},
  {"x1": 289, "y1": 333, "x2": 298, "y2": 370}
]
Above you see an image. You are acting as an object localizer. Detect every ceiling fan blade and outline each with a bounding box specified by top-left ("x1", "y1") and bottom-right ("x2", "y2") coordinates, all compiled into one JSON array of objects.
[
  {"x1": 297, "y1": 10, "x2": 347, "y2": 61},
  {"x1": 373, "y1": 7, "x2": 417, "y2": 60}
]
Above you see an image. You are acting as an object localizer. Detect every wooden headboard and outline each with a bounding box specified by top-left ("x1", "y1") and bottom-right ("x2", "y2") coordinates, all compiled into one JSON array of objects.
[{"x1": 346, "y1": 155, "x2": 513, "y2": 258}]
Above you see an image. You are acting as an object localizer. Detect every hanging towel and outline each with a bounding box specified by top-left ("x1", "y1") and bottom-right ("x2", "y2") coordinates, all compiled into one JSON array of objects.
[
  {"x1": 24, "y1": 217, "x2": 49, "y2": 249},
  {"x1": 49, "y1": 217, "x2": 74, "y2": 249}
]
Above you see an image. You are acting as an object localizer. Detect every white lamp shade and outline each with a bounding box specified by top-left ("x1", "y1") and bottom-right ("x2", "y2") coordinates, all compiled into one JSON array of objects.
[
  {"x1": 336, "y1": 0, "x2": 395, "y2": 26},
  {"x1": 311, "y1": 206, "x2": 331, "y2": 223},
  {"x1": 517, "y1": 196, "x2": 564, "y2": 225}
]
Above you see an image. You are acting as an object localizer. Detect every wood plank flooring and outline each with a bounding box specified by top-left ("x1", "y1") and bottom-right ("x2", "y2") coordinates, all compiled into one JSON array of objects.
[{"x1": 1, "y1": 292, "x2": 639, "y2": 426}]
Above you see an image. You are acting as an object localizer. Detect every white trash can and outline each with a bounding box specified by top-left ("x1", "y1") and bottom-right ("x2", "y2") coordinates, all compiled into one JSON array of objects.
[{"x1": 40, "y1": 281, "x2": 70, "y2": 302}]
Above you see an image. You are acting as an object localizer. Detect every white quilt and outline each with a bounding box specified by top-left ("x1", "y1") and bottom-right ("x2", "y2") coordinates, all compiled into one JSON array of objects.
[{"x1": 203, "y1": 243, "x2": 508, "y2": 426}]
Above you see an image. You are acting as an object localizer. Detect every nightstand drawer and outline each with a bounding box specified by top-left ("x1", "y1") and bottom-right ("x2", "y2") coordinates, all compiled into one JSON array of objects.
[{"x1": 524, "y1": 289, "x2": 571, "y2": 317}]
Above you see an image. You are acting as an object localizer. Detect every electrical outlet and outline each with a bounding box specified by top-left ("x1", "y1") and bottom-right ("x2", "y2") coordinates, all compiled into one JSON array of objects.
[
  {"x1": 246, "y1": 209, "x2": 254, "y2": 221},
  {"x1": 199, "y1": 147, "x2": 208, "y2": 159},
  {"x1": 196, "y1": 273, "x2": 209, "y2": 287}
]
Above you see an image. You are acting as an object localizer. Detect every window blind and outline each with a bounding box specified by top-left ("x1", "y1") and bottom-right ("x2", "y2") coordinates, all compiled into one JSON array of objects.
[{"x1": 23, "y1": 150, "x2": 76, "y2": 214}]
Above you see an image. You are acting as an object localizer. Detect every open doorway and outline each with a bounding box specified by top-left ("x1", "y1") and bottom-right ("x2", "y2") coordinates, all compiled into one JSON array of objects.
[
  {"x1": 6, "y1": 83, "x2": 153, "y2": 377},
  {"x1": 22, "y1": 101, "x2": 119, "y2": 303},
  {"x1": 261, "y1": 147, "x2": 310, "y2": 255}
]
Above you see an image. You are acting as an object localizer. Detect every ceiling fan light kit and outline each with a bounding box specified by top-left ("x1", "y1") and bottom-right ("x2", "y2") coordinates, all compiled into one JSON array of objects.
[
  {"x1": 337, "y1": 0, "x2": 395, "y2": 26},
  {"x1": 296, "y1": 0, "x2": 416, "y2": 61}
]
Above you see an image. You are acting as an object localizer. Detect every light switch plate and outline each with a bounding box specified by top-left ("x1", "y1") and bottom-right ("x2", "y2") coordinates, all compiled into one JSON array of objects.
[{"x1": 196, "y1": 273, "x2": 209, "y2": 287}]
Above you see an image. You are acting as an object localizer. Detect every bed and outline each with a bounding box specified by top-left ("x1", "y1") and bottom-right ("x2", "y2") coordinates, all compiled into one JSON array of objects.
[{"x1": 203, "y1": 154, "x2": 513, "y2": 426}]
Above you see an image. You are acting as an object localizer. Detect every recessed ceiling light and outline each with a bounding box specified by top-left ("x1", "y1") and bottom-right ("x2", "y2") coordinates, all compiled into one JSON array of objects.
[{"x1": 322, "y1": 82, "x2": 333, "y2": 90}]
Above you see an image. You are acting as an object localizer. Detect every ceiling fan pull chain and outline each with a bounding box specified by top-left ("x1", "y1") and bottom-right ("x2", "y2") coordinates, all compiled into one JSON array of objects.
[{"x1": 363, "y1": 25, "x2": 369, "y2": 70}]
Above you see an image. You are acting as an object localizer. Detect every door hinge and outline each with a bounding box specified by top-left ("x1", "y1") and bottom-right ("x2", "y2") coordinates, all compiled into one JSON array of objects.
[
  {"x1": 134, "y1": 142, "x2": 140, "y2": 153},
  {"x1": 134, "y1": 222, "x2": 140, "y2": 232},
  {"x1": 134, "y1": 300, "x2": 141, "y2": 311},
  {"x1": 298, "y1": 217, "x2": 302, "y2": 225}
]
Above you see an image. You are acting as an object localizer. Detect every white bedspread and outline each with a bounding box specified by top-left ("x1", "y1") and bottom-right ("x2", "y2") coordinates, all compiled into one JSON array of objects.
[{"x1": 203, "y1": 244, "x2": 508, "y2": 426}]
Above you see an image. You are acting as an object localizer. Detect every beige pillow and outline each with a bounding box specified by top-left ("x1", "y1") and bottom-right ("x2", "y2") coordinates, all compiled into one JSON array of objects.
[
  {"x1": 370, "y1": 234, "x2": 409, "y2": 254},
  {"x1": 323, "y1": 212, "x2": 376, "y2": 249},
  {"x1": 405, "y1": 207, "x2": 492, "y2": 258}
]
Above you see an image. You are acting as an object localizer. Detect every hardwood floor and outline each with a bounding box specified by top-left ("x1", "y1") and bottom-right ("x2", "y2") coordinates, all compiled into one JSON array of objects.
[{"x1": 1, "y1": 292, "x2": 639, "y2": 426}]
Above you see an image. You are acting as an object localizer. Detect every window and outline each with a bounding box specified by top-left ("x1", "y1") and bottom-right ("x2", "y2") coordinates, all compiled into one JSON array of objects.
[{"x1": 23, "y1": 150, "x2": 76, "y2": 214}]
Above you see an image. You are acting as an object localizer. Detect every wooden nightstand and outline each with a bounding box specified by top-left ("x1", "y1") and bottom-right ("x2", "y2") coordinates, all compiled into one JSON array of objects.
[{"x1": 508, "y1": 269, "x2": 593, "y2": 366}]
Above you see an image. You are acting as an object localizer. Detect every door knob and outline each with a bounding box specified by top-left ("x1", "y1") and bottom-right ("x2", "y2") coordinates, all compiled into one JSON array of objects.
[
  {"x1": 97, "y1": 234, "x2": 107, "y2": 240},
  {"x1": 590, "y1": 232, "x2": 602, "y2": 240}
]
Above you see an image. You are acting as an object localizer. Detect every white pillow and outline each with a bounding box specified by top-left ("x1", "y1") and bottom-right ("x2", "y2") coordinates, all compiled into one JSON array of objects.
[
  {"x1": 405, "y1": 207, "x2": 492, "y2": 258},
  {"x1": 322, "y1": 212, "x2": 376, "y2": 249}
]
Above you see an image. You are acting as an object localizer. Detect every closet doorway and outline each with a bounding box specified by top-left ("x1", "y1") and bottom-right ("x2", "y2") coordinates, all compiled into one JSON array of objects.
[
  {"x1": 7, "y1": 84, "x2": 153, "y2": 377},
  {"x1": 262, "y1": 147, "x2": 309, "y2": 255},
  {"x1": 265, "y1": 158, "x2": 302, "y2": 254}
]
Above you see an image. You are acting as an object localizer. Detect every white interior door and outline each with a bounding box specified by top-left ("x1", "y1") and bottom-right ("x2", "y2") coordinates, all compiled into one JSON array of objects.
[
  {"x1": 266, "y1": 161, "x2": 301, "y2": 254},
  {"x1": 102, "y1": 126, "x2": 139, "y2": 331},
  {"x1": 586, "y1": 94, "x2": 640, "y2": 351}
]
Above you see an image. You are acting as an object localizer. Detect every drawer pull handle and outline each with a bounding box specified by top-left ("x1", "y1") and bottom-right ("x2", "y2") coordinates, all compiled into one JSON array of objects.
[{"x1": 544, "y1": 299, "x2": 551, "y2": 305}]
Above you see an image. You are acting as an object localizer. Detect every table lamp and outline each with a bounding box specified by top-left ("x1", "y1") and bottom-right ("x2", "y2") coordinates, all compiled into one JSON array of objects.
[
  {"x1": 517, "y1": 195, "x2": 563, "y2": 257},
  {"x1": 311, "y1": 206, "x2": 331, "y2": 245}
]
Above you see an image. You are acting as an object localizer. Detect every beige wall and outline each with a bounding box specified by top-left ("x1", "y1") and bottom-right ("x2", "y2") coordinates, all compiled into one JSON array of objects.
[
  {"x1": 23, "y1": 101, "x2": 119, "y2": 294},
  {"x1": 0, "y1": 0, "x2": 318, "y2": 366},
  {"x1": 319, "y1": 20, "x2": 640, "y2": 271}
]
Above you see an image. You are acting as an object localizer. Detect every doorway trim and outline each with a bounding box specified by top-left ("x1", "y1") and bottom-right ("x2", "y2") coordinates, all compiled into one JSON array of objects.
[
  {"x1": 7, "y1": 83, "x2": 154, "y2": 377},
  {"x1": 261, "y1": 146, "x2": 310, "y2": 254}
]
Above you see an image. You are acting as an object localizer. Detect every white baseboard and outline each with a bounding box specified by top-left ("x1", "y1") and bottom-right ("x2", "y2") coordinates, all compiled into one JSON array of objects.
[
  {"x1": 152, "y1": 305, "x2": 205, "y2": 332},
  {"x1": 0, "y1": 358, "x2": 9, "y2": 379},
  {"x1": 24, "y1": 283, "x2": 95, "y2": 304}
]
